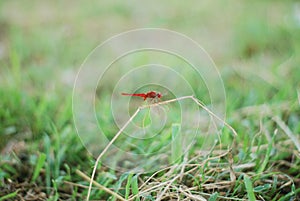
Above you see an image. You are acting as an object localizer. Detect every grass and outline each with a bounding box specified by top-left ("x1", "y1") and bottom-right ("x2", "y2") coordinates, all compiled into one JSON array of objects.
[{"x1": 1, "y1": 0, "x2": 300, "y2": 200}]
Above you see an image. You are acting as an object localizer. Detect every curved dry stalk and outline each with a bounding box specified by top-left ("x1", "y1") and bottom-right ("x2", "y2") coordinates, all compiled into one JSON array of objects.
[
  {"x1": 76, "y1": 169, "x2": 127, "y2": 201},
  {"x1": 85, "y1": 107, "x2": 141, "y2": 200},
  {"x1": 190, "y1": 96, "x2": 237, "y2": 137},
  {"x1": 86, "y1": 95, "x2": 238, "y2": 200},
  {"x1": 155, "y1": 173, "x2": 183, "y2": 200},
  {"x1": 178, "y1": 186, "x2": 206, "y2": 201}
]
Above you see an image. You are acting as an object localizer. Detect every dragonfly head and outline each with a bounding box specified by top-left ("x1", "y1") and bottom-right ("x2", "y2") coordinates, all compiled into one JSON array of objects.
[{"x1": 157, "y1": 92, "x2": 162, "y2": 98}]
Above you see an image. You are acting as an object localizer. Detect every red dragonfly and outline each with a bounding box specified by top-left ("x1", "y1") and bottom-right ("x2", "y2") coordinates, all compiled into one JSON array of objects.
[{"x1": 121, "y1": 91, "x2": 162, "y2": 101}]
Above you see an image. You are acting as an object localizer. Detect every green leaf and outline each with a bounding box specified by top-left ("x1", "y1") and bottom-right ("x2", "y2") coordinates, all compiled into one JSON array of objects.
[
  {"x1": 142, "y1": 108, "x2": 151, "y2": 127},
  {"x1": 258, "y1": 131, "x2": 276, "y2": 173},
  {"x1": 244, "y1": 174, "x2": 256, "y2": 201},
  {"x1": 131, "y1": 175, "x2": 140, "y2": 201},
  {"x1": 111, "y1": 172, "x2": 129, "y2": 201},
  {"x1": 44, "y1": 134, "x2": 51, "y2": 194},
  {"x1": 0, "y1": 190, "x2": 19, "y2": 201},
  {"x1": 253, "y1": 184, "x2": 271, "y2": 192},
  {"x1": 31, "y1": 153, "x2": 46, "y2": 183},
  {"x1": 125, "y1": 173, "x2": 133, "y2": 199},
  {"x1": 208, "y1": 192, "x2": 218, "y2": 201},
  {"x1": 278, "y1": 186, "x2": 300, "y2": 201}
]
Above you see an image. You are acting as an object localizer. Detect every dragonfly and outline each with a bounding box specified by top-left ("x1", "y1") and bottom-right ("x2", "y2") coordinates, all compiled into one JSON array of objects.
[{"x1": 121, "y1": 91, "x2": 162, "y2": 101}]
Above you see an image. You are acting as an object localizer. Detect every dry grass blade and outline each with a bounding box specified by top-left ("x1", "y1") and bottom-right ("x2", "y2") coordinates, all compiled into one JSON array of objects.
[
  {"x1": 272, "y1": 116, "x2": 300, "y2": 152},
  {"x1": 179, "y1": 151, "x2": 189, "y2": 182},
  {"x1": 190, "y1": 96, "x2": 238, "y2": 137},
  {"x1": 137, "y1": 165, "x2": 173, "y2": 191},
  {"x1": 232, "y1": 163, "x2": 256, "y2": 170},
  {"x1": 202, "y1": 181, "x2": 232, "y2": 190},
  {"x1": 228, "y1": 151, "x2": 236, "y2": 183},
  {"x1": 131, "y1": 182, "x2": 169, "y2": 200},
  {"x1": 178, "y1": 186, "x2": 207, "y2": 201},
  {"x1": 85, "y1": 107, "x2": 142, "y2": 200},
  {"x1": 76, "y1": 169, "x2": 126, "y2": 201},
  {"x1": 156, "y1": 174, "x2": 180, "y2": 200}
]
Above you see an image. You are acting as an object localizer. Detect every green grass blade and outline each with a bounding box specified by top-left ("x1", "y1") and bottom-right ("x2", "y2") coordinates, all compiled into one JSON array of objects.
[
  {"x1": 44, "y1": 134, "x2": 52, "y2": 194},
  {"x1": 112, "y1": 172, "x2": 129, "y2": 201},
  {"x1": 31, "y1": 152, "x2": 46, "y2": 183},
  {"x1": 125, "y1": 173, "x2": 133, "y2": 199},
  {"x1": 253, "y1": 184, "x2": 271, "y2": 192},
  {"x1": 244, "y1": 174, "x2": 256, "y2": 201},
  {"x1": 208, "y1": 192, "x2": 219, "y2": 201},
  {"x1": 52, "y1": 179, "x2": 59, "y2": 201},
  {"x1": 142, "y1": 108, "x2": 151, "y2": 127},
  {"x1": 131, "y1": 174, "x2": 140, "y2": 201},
  {"x1": 258, "y1": 131, "x2": 276, "y2": 173},
  {"x1": 278, "y1": 185, "x2": 300, "y2": 201},
  {"x1": 10, "y1": 48, "x2": 21, "y2": 87},
  {"x1": 0, "y1": 190, "x2": 19, "y2": 201}
]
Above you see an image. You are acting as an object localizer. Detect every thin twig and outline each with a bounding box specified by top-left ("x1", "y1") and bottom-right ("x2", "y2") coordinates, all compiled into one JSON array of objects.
[
  {"x1": 178, "y1": 186, "x2": 249, "y2": 201},
  {"x1": 129, "y1": 180, "x2": 170, "y2": 201},
  {"x1": 85, "y1": 107, "x2": 141, "y2": 200},
  {"x1": 156, "y1": 174, "x2": 180, "y2": 200},
  {"x1": 179, "y1": 151, "x2": 189, "y2": 183},
  {"x1": 64, "y1": 180, "x2": 89, "y2": 189},
  {"x1": 140, "y1": 95, "x2": 194, "y2": 109},
  {"x1": 76, "y1": 169, "x2": 126, "y2": 201},
  {"x1": 191, "y1": 96, "x2": 237, "y2": 137},
  {"x1": 137, "y1": 165, "x2": 173, "y2": 191},
  {"x1": 178, "y1": 186, "x2": 206, "y2": 201},
  {"x1": 228, "y1": 151, "x2": 236, "y2": 184}
]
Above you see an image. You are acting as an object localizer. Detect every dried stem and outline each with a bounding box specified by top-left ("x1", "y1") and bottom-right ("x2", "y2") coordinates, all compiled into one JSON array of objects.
[
  {"x1": 76, "y1": 169, "x2": 127, "y2": 201},
  {"x1": 190, "y1": 96, "x2": 237, "y2": 137},
  {"x1": 86, "y1": 108, "x2": 141, "y2": 200}
]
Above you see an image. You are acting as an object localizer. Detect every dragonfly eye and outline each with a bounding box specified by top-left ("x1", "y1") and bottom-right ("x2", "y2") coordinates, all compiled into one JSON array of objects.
[{"x1": 157, "y1": 93, "x2": 162, "y2": 98}]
